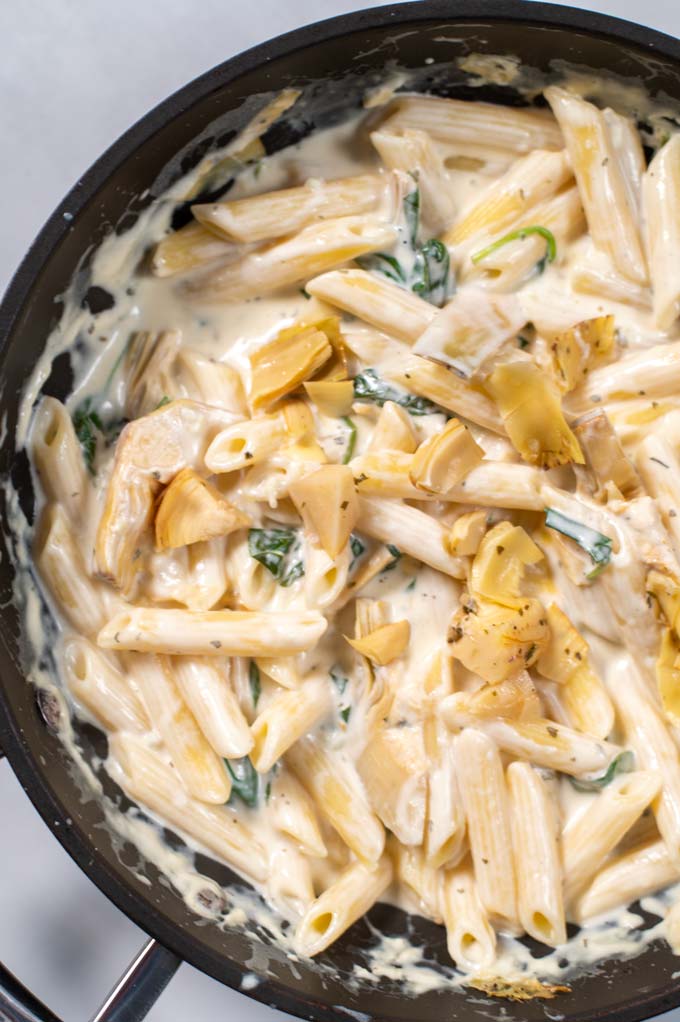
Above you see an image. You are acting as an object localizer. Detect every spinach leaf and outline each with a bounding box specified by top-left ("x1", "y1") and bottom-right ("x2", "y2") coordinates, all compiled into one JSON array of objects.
[
  {"x1": 249, "y1": 660, "x2": 261, "y2": 710},
  {"x1": 226, "y1": 756, "x2": 259, "y2": 808},
  {"x1": 471, "y1": 225, "x2": 557, "y2": 271},
  {"x1": 353, "y1": 368, "x2": 438, "y2": 417},
  {"x1": 544, "y1": 508, "x2": 613, "y2": 579},
  {"x1": 382, "y1": 544, "x2": 402, "y2": 572},
  {"x1": 280, "y1": 559, "x2": 305, "y2": 588},
  {"x1": 73, "y1": 399, "x2": 103, "y2": 475},
  {"x1": 350, "y1": 534, "x2": 365, "y2": 568},
  {"x1": 403, "y1": 187, "x2": 421, "y2": 246},
  {"x1": 340, "y1": 706, "x2": 352, "y2": 724},
  {"x1": 569, "y1": 750, "x2": 635, "y2": 793},
  {"x1": 248, "y1": 528, "x2": 296, "y2": 578},
  {"x1": 355, "y1": 252, "x2": 406, "y2": 284},
  {"x1": 412, "y1": 239, "x2": 451, "y2": 307}
]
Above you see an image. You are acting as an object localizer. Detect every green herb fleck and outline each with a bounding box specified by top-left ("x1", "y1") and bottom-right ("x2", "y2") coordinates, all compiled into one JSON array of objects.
[
  {"x1": 249, "y1": 660, "x2": 261, "y2": 710},
  {"x1": 73, "y1": 398, "x2": 103, "y2": 475},
  {"x1": 299, "y1": 287, "x2": 311, "y2": 299},
  {"x1": 155, "y1": 395, "x2": 171, "y2": 410},
  {"x1": 226, "y1": 757, "x2": 259, "y2": 808},
  {"x1": 341, "y1": 416, "x2": 357, "y2": 464},
  {"x1": 265, "y1": 781, "x2": 272, "y2": 802},
  {"x1": 471, "y1": 226, "x2": 557, "y2": 271},
  {"x1": 406, "y1": 578, "x2": 416, "y2": 592},
  {"x1": 517, "y1": 335, "x2": 530, "y2": 350},
  {"x1": 544, "y1": 508, "x2": 613, "y2": 579},
  {"x1": 340, "y1": 706, "x2": 351, "y2": 724},
  {"x1": 382, "y1": 544, "x2": 402, "y2": 572},
  {"x1": 330, "y1": 665, "x2": 349, "y2": 695},
  {"x1": 569, "y1": 750, "x2": 635, "y2": 793}
]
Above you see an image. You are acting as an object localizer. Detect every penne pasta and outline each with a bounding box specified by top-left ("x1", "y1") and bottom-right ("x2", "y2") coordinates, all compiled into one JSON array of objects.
[
  {"x1": 61, "y1": 637, "x2": 149, "y2": 733},
  {"x1": 442, "y1": 862, "x2": 497, "y2": 971},
  {"x1": 643, "y1": 134, "x2": 680, "y2": 330},
  {"x1": 250, "y1": 677, "x2": 332, "y2": 773},
  {"x1": 170, "y1": 656, "x2": 253, "y2": 759},
  {"x1": 32, "y1": 398, "x2": 88, "y2": 521}
]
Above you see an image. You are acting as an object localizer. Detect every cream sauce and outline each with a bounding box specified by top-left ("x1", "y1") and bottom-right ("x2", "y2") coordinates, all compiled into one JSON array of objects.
[{"x1": 7, "y1": 53, "x2": 680, "y2": 1002}]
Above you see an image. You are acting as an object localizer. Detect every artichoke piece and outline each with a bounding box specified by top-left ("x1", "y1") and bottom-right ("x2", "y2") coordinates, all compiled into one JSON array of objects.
[
  {"x1": 549, "y1": 314, "x2": 615, "y2": 392},
  {"x1": 656, "y1": 628, "x2": 680, "y2": 726},
  {"x1": 448, "y1": 597, "x2": 549, "y2": 683},
  {"x1": 573, "y1": 409, "x2": 641, "y2": 499},
  {"x1": 468, "y1": 977, "x2": 570, "y2": 1001},
  {"x1": 303, "y1": 380, "x2": 354, "y2": 418},
  {"x1": 470, "y1": 521, "x2": 543, "y2": 608},
  {"x1": 445, "y1": 509, "x2": 488, "y2": 556},
  {"x1": 484, "y1": 360, "x2": 584, "y2": 468},
  {"x1": 354, "y1": 598, "x2": 390, "y2": 638},
  {"x1": 536, "y1": 602, "x2": 589, "y2": 683},
  {"x1": 448, "y1": 672, "x2": 542, "y2": 721},
  {"x1": 306, "y1": 315, "x2": 349, "y2": 383},
  {"x1": 248, "y1": 322, "x2": 333, "y2": 412},
  {"x1": 347, "y1": 620, "x2": 411, "y2": 665},
  {"x1": 124, "y1": 330, "x2": 182, "y2": 419},
  {"x1": 367, "y1": 401, "x2": 417, "y2": 454},
  {"x1": 409, "y1": 417, "x2": 484, "y2": 493},
  {"x1": 648, "y1": 567, "x2": 680, "y2": 634},
  {"x1": 289, "y1": 464, "x2": 358, "y2": 558},
  {"x1": 155, "y1": 468, "x2": 250, "y2": 550}
]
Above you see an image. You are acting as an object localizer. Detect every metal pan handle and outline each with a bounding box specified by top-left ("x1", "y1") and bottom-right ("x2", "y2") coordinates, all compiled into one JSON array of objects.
[{"x1": 0, "y1": 938, "x2": 181, "y2": 1022}]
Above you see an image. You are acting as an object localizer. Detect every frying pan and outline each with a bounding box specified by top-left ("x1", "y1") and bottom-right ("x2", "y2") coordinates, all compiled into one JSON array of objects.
[{"x1": 2, "y1": 2, "x2": 680, "y2": 1020}]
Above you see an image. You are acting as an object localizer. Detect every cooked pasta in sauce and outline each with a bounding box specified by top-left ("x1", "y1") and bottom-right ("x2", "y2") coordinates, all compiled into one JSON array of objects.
[{"x1": 22, "y1": 77, "x2": 680, "y2": 991}]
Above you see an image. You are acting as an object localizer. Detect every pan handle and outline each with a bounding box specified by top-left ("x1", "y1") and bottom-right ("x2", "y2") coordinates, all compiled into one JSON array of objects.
[{"x1": 0, "y1": 939, "x2": 180, "y2": 1022}]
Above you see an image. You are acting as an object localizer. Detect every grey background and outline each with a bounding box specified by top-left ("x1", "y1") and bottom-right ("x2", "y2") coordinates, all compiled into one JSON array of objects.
[{"x1": 1, "y1": 1, "x2": 680, "y2": 1019}]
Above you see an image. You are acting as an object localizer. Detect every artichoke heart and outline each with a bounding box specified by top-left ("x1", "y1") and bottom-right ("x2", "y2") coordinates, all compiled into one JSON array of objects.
[
  {"x1": 550, "y1": 315, "x2": 615, "y2": 392},
  {"x1": 155, "y1": 468, "x2": 250, "y2": 550},
  {"x1": 445, "y1": 509, "x2": 488, "y2": 556},
  {"x1": 248, "y1": 321, "x2": 333, "y2": 412},
  {"x1": 656, "y1": 628, "x2": 680, "y2": 726},
  {"x1": 470, "y1": 521, "x2": 543, "y2": 608},
  {"x1": 648, "y1": 567, "x2": 680, "y2": 635},
  {"x1": 289, "y1": 464, "x2": 358, "y2": 558},
  {"x1": 449, "y1": 672, "x2": 542, "y2": 721},
  {"x1": 304, "y1": 380, "x2": 354, "y2": 417},
  {"x1": 536, "y1": 603, "x2": 590, "y2": 683},
  {"x1": 347, "y1": 620, "x2": 411, "y2": 665},
  {"x1": 409, "y1": 417, "x2": 484, "y2": 493},
  {"x1": 368, "y1": 401, "x2": 417, "y2": 454},
  {"x1": 448, "y1": 597, "x2": 549, "y2": 683},
  {"x1": 484, "y1": 360, "x2": 584, "y2": 468}
]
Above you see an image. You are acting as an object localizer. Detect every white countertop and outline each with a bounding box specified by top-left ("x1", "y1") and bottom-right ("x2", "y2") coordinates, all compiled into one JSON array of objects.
[{"x1": 2, "y1": 1, "x2": 680, "y2": 1019}]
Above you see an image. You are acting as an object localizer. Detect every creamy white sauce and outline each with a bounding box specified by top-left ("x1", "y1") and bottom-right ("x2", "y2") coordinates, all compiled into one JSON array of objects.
[{"x1": 7, "y1": 54, "x2": 680, "y2": 1002}]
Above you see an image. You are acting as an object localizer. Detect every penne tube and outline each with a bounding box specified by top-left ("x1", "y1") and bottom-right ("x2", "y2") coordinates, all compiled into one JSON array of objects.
[
  {"x1": 394, "y1": 843, "x2": 443, "y2": 923},
  {"x1": 35, "y1": 504, "x2": 108, "y2": 636},
  {"x1": 98, "y1": 607, "x2": 327, "y2": 657},
  {"x1": 442, "y1": 862, "x2": 497, "y2": 971},
  {"x1": 444, "y1": 148, "x2": 572, "y2": 249},
  {"x1": 183, "y1": 216, "x2": 398, "y2": 303},
  {"x1": 295, "y1": 856, "x2": 392, "y2": 956},
  {"x1": 303, "y1": 541, "x2": 350, "y2": 609},
  {"x1": 151, "y1": 221, "x2": 235, "y2": 278},
  {"x1": 32, "y1": 398, "x2": 88, "y2": 521},
  {"x1": 269, "y1": 842, "x2": 316, "y2": 917},
  {"x1": 306, "y1": 268, "x2": 435, "y2": 344},
  {"x1": 371, "y1": 129, "x2": 456, "y2": 232},
  {"x1": 356, "y1": 495, "x2": 466, "y2": 578},
  {"x1": 126, "y1": 653, "x2": 230, "y2": 804},
  {"x1": 464, "y1": 186, "x2": 585, "y2": 291},
  {"x1": 269, "y1": 768, "x2": 327, "y2": 858},
  {"x1": 382, "y1": 96, "x2": 563, "y2": 154},
  {"x1": 110, "y1": 733, "x2": 267, "y2": 882},
  {"x1": 442, "y1": 702, "x2": 621, "y2": 777},
  {"x1": 545, "y1": 87, "x2": 648, "y2": 285},
  {"x1": 176, "y1": 348, "x2": 247, "y2": 414},
  {"x1": 455, "y1": 729, "x2": 518, "y2": 931},
  {"x1": 425, "y1": 740, "x2": 466, "y2": 869},
  {"x1": 643, "y1": 134, "x2": 680, "y2": 330},
  {"x1": 607, "y1": 668, "x2": 680, "y2": 869},
  {"x1": 287, "y1": 735, "x2": 385, "y2": 864},
  {"x1": 367, "y1": 400, "x2": 417, "y2": 453},
  {"x1": 507, "y1": 761, "x2": 566, "y2": 946},
  {"x1": 204, "y1": 414, "x2": 286, "y2": 473},
  {"x1": 250, "y1": 677, "x2": 332, "y2": 773},
  {"x1": 571, "y1": 259, "x2": 652, "y2": 311},
  {"x1": 574, "y1": 837, "x2": 679, "y2": 922},
  {"x1": 170, "y1": 656, "x2": 253, "y2": 759},
  {"x1": 192, "y1": 173, "x2": 384, "y2": 242},
  {"x1": 61, "y1": 637, "x2": 149, "y2": 733},
  {"x1": 561, "y1": 771, "x2": 661, "y2": 907},
  {"x1": 567, "y1": 340, "x2": 680, "y2": 414},
  {"x1": 636, "y1": 430, "x2": 680, "y2": 555}
]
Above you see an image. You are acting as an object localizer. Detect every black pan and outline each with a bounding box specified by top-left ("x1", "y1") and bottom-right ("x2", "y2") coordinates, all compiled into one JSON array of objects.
[{"x1": 2, "y1": 3, "x2": 680, "y2": 1021}]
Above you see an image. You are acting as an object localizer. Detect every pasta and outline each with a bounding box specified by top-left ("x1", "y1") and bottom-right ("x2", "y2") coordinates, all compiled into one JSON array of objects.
[{"x1": 24, "y1": 72, "x2": 680, "y2": 987}]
